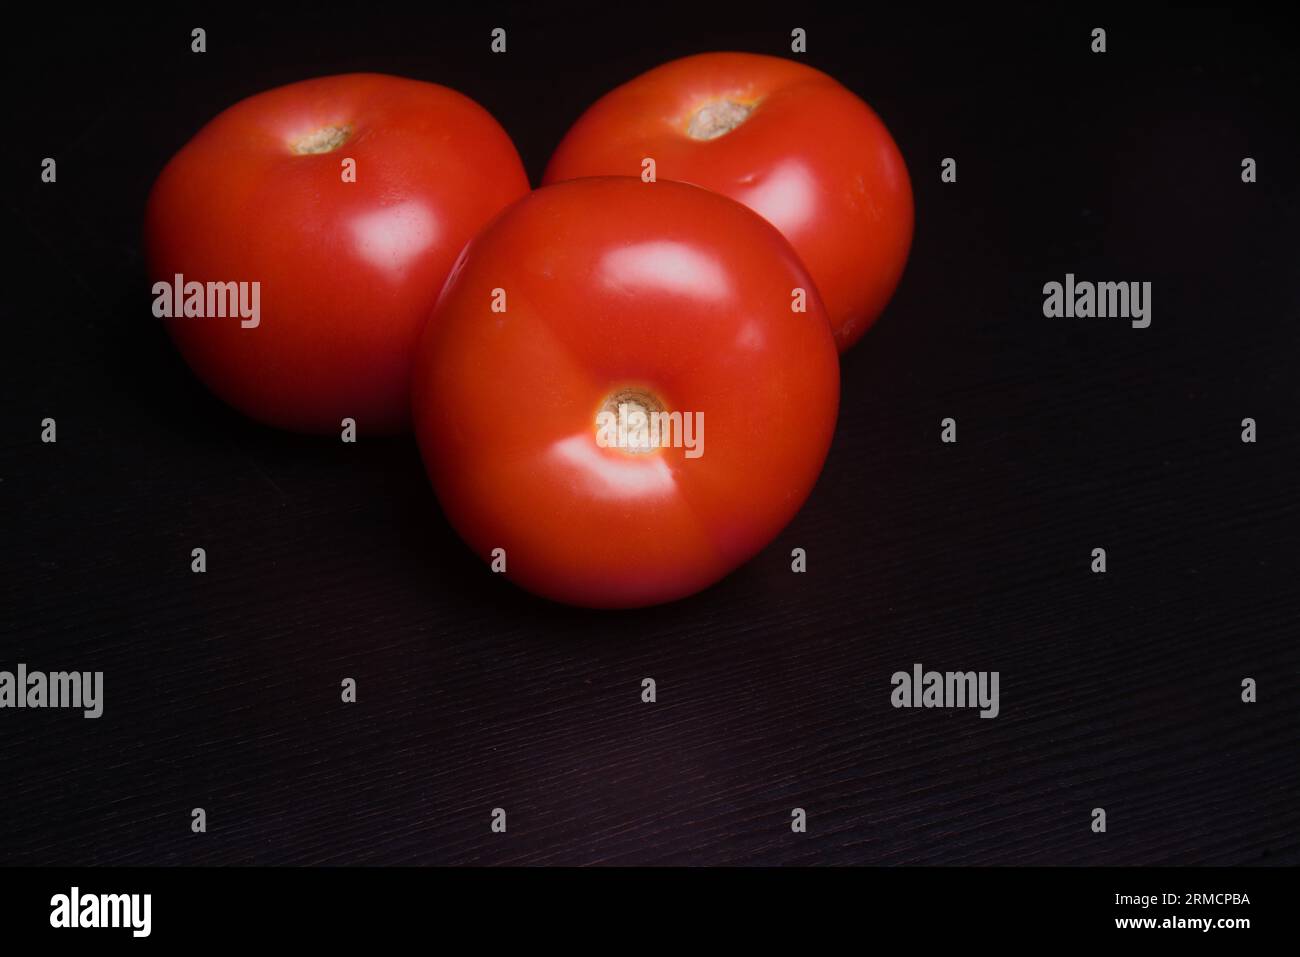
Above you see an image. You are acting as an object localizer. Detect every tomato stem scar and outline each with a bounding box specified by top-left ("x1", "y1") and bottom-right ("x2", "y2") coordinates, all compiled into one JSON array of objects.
[
  {"x1": 597, "y1": 388, "x2": 666, "y2": 455},
  {"x1": 292, "y1": 124, "x2": 353, "y2": 154},
  {"x1": 686, "y1": 100, "x2": 754, "y2": 140}
]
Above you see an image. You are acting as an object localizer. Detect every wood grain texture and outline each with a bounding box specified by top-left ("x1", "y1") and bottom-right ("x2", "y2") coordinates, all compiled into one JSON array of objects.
[{"x1": 2, "y1": 4, "x2": 1297, "y2": 866}]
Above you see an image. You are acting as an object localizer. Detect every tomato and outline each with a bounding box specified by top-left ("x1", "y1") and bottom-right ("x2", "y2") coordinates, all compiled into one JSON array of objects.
[
  {"x1": 543, "y1": 52, "x2": 913, "y2": 353},
  {"x1": 145, "y1": 73, "x2": 530, "y2": 434},
  {"x1": 411, "y1": 177, "x2": 840, "y2": 608}
]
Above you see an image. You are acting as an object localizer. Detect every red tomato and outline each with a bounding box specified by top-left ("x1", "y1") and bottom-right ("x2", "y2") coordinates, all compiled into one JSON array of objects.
[
  {"x1": 412, "y1": 178, "x2": 840, "y2": 608},
  {"x1": 544, "y1": 52, "x2": 913, "y2": 353},
  {"x1": 145, "y1": 73, "x2": 530, "y2": 434}
]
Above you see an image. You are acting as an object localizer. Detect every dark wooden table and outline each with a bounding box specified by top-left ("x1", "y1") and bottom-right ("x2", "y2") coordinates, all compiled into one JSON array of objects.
[{"x1": 3, "y1": 4, "x2": 1297, "y2": 866}]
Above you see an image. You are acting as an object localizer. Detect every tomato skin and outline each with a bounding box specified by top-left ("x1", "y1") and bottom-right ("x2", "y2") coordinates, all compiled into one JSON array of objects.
[
  {"x1": 543, "y1": 52, "x2": 913, "y2": 353},
  {"x1": 412, "y1": 178, "x2": 840, "y2": 608},
  {"x1": 145, "y1": 73, "x2": 530, "y2": 434}
]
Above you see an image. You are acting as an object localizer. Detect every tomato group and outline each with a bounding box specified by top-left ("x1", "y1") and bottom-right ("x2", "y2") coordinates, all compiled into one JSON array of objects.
[
  {"x1": 544, "y1": 52, "x2": 914, "y2": 352},
  {"x1": 144, "y1": 59, "x2": 907, "y2": 607},
  {"x1": 145, "y1": 73, "x2": 530, "y2": 434},
  {"x1": 411, "y1": 178, "x2": 840, "y2": 608}
]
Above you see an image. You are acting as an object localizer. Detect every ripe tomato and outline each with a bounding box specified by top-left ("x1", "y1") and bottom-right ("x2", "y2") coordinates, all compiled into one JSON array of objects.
[
  {"x1": 412, "y1": 178, "x2": 840, "y2": 608},
  {"x1": 145, "y1": 73, "x2": 530, "y2": 434},
  {"x1": 544, "y1": 52, "x2": 913, "y2": 353}
]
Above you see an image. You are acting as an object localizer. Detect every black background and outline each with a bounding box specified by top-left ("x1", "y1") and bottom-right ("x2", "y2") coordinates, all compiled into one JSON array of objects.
[{"x1": 2, "y1": 3, "x2": 1297, "y2": 866}]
